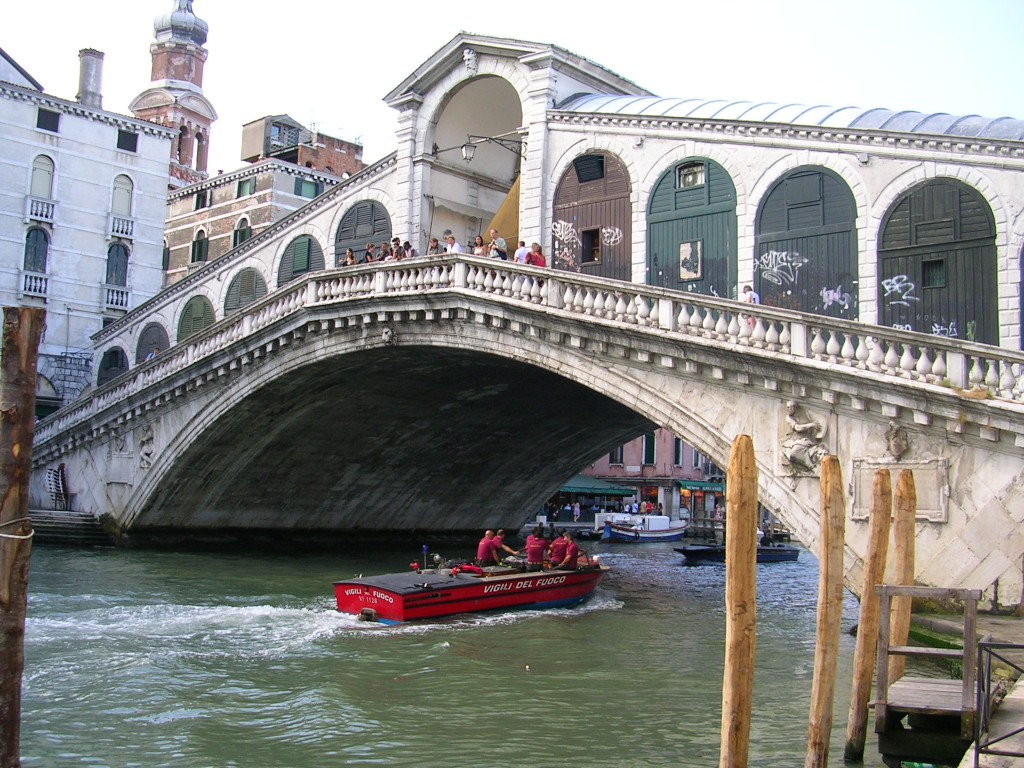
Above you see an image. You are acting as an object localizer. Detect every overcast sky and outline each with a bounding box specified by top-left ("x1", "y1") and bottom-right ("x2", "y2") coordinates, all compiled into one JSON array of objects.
[{"x1": 5, "y1": 1, "x2": 1023, "y2": 175}]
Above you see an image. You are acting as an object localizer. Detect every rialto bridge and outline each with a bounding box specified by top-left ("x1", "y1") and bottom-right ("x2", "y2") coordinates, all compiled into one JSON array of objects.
[
  {"x1": 25, "y1": 33, "x2": 1024, "y2": 608},
  {"x1": 29, "y1": 255, "x2": 1024, "y2": 607}
]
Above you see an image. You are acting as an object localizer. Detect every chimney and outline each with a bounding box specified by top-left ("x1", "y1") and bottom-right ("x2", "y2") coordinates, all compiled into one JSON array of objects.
[{"x1": 77, "y1": 49, "x2": 104, "y2": 109}]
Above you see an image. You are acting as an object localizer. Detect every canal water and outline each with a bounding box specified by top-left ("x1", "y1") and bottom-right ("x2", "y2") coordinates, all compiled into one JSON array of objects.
[{"x1": 20, "y1": 542, "x2": 887, "y2": 767}]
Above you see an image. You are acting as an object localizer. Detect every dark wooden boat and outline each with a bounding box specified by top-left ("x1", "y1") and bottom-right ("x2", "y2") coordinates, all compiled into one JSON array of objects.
[
  {"x1": 333, "y1": 554, "x2": 608, "y2": 623},
  {"x1": 674, "y1": 543, "x2": 800, "y2": 564}
]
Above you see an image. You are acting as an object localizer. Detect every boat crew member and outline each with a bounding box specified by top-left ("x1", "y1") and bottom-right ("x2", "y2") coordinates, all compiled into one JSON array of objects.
[
  {"x1": 475, "y1": 530, "x2": 500, "y2": 567},
  {"x1": 551, "y1": 531, "x2": 579, "y2": 570},
  {"x1": 493, "y1": 529, "x2": 519, "y2": 558},
  {"x1": 524, "y1": 526, "x2": 548, "y2": 571},
  {"x1": 548, "y1": 530, "x2": 567, "y2": 568}
]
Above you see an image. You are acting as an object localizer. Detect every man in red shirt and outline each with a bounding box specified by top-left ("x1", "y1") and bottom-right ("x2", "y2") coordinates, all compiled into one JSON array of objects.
[
  {"x1": 548, "y1": 530, "x2": 567, "y2": 567},
  {"x1": 551, "y1": 531, "x2": 579, "y2": 570},
  {"x1": 524, "y1": 526, "x2": 548, "y2": 571},
  {"x1": 475, "y1": 530, "x2": 499, "y2": 567},
  {"x1": 493, "y1": 529, "x2": 519, "y2": 559}
]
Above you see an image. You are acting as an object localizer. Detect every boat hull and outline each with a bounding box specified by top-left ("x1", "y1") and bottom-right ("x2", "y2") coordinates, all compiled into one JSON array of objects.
[
  {"x1": 334, "y1": 565, "x2": 607, "y2": 623},
  {"x1": 674, "y1": 545, "x2": 800, "y2": 563},
  {"x1": 602, "y1": 522, "x2": 688, "y2": 543}
]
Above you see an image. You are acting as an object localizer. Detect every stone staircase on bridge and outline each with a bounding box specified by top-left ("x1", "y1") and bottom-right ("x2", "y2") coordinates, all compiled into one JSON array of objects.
[{"x1": 28, "y1": 509, "x2": 112, "y2": 546}]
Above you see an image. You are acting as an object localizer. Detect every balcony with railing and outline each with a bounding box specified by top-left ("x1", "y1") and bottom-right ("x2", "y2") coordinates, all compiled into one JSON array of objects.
[
  {"x1": 108, "y1": 214, "x2": 135, "y2": 239},
  {"x1": 25, "y1": 196, "x2": 56, "y2": 224},
  {"x1": 102, "y1": 284, "x2": 131, "y2": 311},
  {"x1": 20, "y1": 270, "x2": 48, "y2": 300}
]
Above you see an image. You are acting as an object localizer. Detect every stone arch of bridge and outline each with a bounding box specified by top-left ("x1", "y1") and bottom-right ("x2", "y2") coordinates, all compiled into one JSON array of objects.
[{"x1": 120, "y1": 313, "x2": 820, "y2": 553}]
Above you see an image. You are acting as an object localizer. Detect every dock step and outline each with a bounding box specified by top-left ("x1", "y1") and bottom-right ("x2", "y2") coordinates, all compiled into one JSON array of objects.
[{"x1": 28, "y1": 509, "x2": 113, "y2": 546}]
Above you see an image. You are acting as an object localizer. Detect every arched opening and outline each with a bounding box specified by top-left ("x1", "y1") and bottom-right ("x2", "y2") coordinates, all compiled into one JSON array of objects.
[
  {"x1": 177, "y1": 296, "x2": 216, "y2": 342},
  {"x1": 429, "y1": 76, "x2": 524, "y2": 246},
  {"x1": 335, "y1": 201, "x2": 392, "y2": 261},
  {"x1": 30, "y1": 155, "x2": 54, "y2": 199},
  {"x1": 754, "y1": 167, "x2": 858, "y2": 318},
  {"x1": 552, "y1": 152, "x2": 632, "y2": 282},
  {"x1": 112, "y1": 175, "x2": 133, "y2": 216},
  {"x1": 277, "y1": 235, "x2": 324, "y2": 286},
  {"x1": 135, "y1": 322, "x2": 170, "y2": 364},
  {"x1": 647, "y1": 158, "x2": 737, "y2": 297},
  {"x1": 106, "y1": 242, "x2": 129, "y2": 286},
  {"x1": 24, "y1": 228, "x2": 49, "y2": 273},
  {"x1": 878, "y1": 178, "x2": 997, "y2": 343},
  {"x1": 224, "y1": 268, "x2": 268, "y2": 314},
  {"x1": 97, "y1": 347, "x2": 129, "y2": 387},
  {"x1": 191, "y1": 229, "x2": 209, "y2": 263},
  {"x1": 233, "y1": 217, "x2": 252, "y2": 247}
]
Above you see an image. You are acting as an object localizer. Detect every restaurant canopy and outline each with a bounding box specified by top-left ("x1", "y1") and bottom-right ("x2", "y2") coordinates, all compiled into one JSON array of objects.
[{"x1": 559, "y1": 474, "x2": 635, "y2": 497}]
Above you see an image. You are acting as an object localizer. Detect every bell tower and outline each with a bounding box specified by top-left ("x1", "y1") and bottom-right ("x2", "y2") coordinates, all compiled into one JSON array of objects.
[{"x1": 130, "y1": 0, "x2": 218, "y2": 188}]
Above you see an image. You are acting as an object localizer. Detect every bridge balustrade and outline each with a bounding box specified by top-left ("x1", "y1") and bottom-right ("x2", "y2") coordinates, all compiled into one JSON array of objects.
[{"x1": 34, "y1": 255, "x2": 1024, "y2": 445}]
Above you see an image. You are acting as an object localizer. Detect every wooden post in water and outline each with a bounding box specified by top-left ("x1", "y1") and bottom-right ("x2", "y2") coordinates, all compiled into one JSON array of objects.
[
  {"x1": 843, "y1": 468, "x2": 892, "y2": 762},
  {"x1": 887, "y1": 469, "x2": 917, "y2": 685},
  {"x1": 719, "y1": 434, "x2": 758, "y2": 768},
  {"x1": 0, "y1": 306, "x2": 44, "y2": 768},
  {"x1": 805, "y1": 455, "x2": 846, "y2": 768}
]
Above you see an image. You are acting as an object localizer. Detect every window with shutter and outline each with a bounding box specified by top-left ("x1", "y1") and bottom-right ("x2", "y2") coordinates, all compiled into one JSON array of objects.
[
  {"x1": 177, "y1": 297, "x2": 215, "y2": 341},
  {"x1": 24, "y1": 229, "x2": 49, "y2": 273},
  {"x1": 106, "y1": 243, "x2": 129, "y2": 286}
]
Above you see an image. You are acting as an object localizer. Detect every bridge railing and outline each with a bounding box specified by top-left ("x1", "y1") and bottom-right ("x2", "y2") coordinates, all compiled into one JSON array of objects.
[{"x1": 35, "y1": 255, "x2": 1024, "y2": 445}]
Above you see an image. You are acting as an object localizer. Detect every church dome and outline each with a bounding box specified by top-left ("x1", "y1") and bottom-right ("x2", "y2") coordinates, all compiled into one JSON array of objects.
[{"x1": 153, "y1": 0, "x2": 208, "y2": 47}]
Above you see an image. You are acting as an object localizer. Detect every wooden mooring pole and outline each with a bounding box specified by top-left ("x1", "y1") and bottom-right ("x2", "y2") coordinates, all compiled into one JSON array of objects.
[
  {"x1": 719, "y1": 434, "x2": 758, "y2": 768},
  {"x1": 843, "y1": 468, "x2": 892, "y2": 762},
  {"x1": 0, "y1": 306, "x2": 44, "y2": 768},
  {"x1": 805, "y1": 455, "x2": 846, "y2": 768},
  {"x1": 887, "y1": 470, "x2": 917, "y2": 686}
]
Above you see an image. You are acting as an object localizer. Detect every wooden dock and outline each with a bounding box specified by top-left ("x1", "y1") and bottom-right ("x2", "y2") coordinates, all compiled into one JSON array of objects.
[{"x1": 875, "y1": 585, "x2": 981, "y2": 768}]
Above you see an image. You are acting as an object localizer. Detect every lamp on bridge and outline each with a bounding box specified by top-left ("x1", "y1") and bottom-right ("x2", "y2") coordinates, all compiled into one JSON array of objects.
[{"x1": 433, "y1": 130, "x2": 526, "y2": 162}]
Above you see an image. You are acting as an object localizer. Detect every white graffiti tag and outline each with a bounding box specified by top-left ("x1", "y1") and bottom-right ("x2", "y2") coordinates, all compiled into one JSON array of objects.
[
  {"x1": 881, "y1": 275, "x2": 919, "y2": 306},
  {"x1": 757, "y1": 250, "x2": 808, "y2": 286},
  {"x1": 820, "y1": 285, "x2": 852, "y2": 311},
  {"x1": 551, "y1": 220, "x2": 580, "y2": 247},
  {"x1": 601, "y1": 226, "x2": 623, "y2": 246},
  {"x1": 932, "y1": 321, "x2": 958, "y2": 338}
]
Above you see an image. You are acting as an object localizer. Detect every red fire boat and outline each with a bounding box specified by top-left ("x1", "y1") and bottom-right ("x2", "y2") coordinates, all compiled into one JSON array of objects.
[{"x1": 333, "y1": 553, "x2": 608, "y2": 623}]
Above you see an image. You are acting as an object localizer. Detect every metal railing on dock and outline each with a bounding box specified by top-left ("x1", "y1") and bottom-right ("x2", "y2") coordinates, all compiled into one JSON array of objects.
[{"x1": 975, "y1": 639, "x2": 1024, "y2": 766}]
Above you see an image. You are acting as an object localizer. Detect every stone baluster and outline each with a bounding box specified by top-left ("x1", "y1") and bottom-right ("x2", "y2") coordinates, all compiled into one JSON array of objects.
[
  {"x1": 968, "y1": 357, "x2": 985, "y2": 388},
  {"x1": 583, "y1": 289, "x2": 596, "y2": 315},
  {"x1": 714, "y1": 311, "x2": 729, "y2": 339},
  {"x1": 840, "y1": 334, "x2": 856, "y2": 364},
  {"x1": 677, "y1": 302, "x2": 691, "y2": 332},
  {"x1": 915, "y1": 348, "x2": 933, "y2": 379},
  {"x1": 826, "y1": 330, "x2": 841, "y2": 360}
]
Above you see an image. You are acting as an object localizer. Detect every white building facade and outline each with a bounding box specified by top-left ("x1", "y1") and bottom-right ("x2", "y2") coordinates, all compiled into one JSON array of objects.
[{"x1": 0, "y1": 50, "x2": 173, "y2": 411}]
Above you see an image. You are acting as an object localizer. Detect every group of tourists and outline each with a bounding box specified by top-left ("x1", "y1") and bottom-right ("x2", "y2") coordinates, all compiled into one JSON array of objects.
[
  {"x1": 338, "y1": 228, "x2": 548, "y2": 267},
  {"x1": 474, "y1": 527, "x2": 579, "y2": 571}
]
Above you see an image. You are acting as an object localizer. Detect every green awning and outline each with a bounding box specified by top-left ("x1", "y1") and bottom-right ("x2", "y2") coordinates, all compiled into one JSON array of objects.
[
  {"x1": 559, "y1": 474, "x2": 635, "y2": 497},
  {"x1": 678, "y1": 480, "x2": 724, "y2": 491}
]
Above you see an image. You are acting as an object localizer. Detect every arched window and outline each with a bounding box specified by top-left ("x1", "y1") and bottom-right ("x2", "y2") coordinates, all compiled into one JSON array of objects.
[
  {"x1": 112, "y1": 175, "x2": 133, "y2": 216},
  {"x1": 879, "y1": 179, "x2": 996, "y2": 344},
  {"x1": 106, "y1": 243, "x2": 129, "y2": 286},
  {"x1": 646, "y1": 158, "x2": 737, "y2": 296},
  {"x1": 177, "y1": 296, "x2": 216, "y2": 342},
  {"x1": 177, "y1": 125, "x2": 190, "y2": 163},
  {"x1": 232, "y1": 217, "x2": 252, "y2": 247},
  {"x1": 334, "y1": 200, "x2": 392, "y2": 257},
  {"x1": 162, "y1": 239, "x2": 170, "y2": 271},
  {"x1": 24, "y1": 228, "x2": 49, "y2": 273},
  {"x1": 754, "y1": 167, "x2": 858, "y2": 318},
  {"x1": 191, "y1": 229, "x2": 209, "y2": 263},
  {"x1": 277, "y1": 235, "x2": 324, "y2": 286},
  {"x1": 97, "y1": 347, "x2": 128, "y2": 387},
  {"x1": 30, "y1": 155, "x2": 54, "y2": 199},
  {"x1": 552, "y1": 152, "x2": 632, "y2": 281},
  {"x1": 135, "y1": 322, "x2": 169, "y2": 364},
  {"x1": 224, "y1": 268, "x2": 268, "y2": 314}
]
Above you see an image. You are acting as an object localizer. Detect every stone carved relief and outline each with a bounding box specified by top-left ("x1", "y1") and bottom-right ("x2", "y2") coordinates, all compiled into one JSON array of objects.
[
  {"x1": 779, "y1": 400, "x2": 829, "y2": 480},
  {"x1": 139, "y1": 423, "x2": 156, "y2": 470},
  {"x1": 107, "y1": 427, "x2": 134, "y2": 485},
  {"x1": 885, "y1": 420, "x2": 909, "y2": 460},
  {"x1": 463, "y1": 48, "x2": 478, "y2": 75}
]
